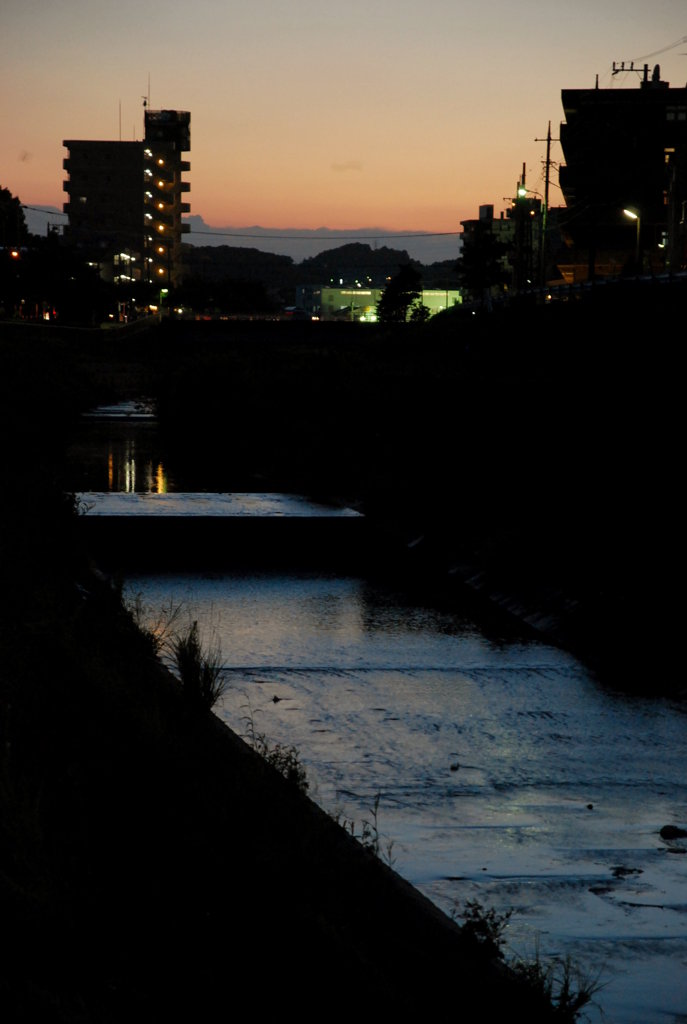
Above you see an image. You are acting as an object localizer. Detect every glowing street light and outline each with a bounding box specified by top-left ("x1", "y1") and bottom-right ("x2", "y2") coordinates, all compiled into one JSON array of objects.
[
  {"x1": 158, "y1": 286, "x2": 169, "y2": 321},
  {"x1": 623, "y1": 207, "x2": 641, "y2": 268}
]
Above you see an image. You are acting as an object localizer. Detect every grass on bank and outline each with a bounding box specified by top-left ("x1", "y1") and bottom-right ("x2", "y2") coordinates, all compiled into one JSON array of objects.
[
  {"x1": 456, "y1": 901, "x2": 604, "y2": 1021},
  {"x1": 171, "y1": 619, "x2": 226, "y2": 709}
]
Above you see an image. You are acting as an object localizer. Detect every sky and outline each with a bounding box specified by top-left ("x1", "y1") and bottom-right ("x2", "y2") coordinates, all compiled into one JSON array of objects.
[{"x1": 3, "y1": 0, "x2": 687, "y2": 243}]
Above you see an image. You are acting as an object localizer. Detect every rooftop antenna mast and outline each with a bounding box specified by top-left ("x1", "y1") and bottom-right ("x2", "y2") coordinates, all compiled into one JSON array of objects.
[
  {"x1": 612, "y1": 60, "x2": 660, "y2": 86},
  {"x1": 142, "y1": 75, "x2": 150, "y2": 138},
  {"x1": 612, "y1": 59, "x2": 638, "y2": 76}
]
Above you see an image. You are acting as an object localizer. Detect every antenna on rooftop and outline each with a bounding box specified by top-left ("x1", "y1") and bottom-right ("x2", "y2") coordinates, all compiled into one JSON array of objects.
[
  {"x1": 142, "y1": 75, "x2": 151, "y2": 136},
  {"x1": 612, "y1": 60, "x2": 636, "y2": 75}
]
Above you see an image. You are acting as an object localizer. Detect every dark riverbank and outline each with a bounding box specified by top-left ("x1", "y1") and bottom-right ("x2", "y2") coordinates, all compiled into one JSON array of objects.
[
  {"x1": 1, "y1": 324, "x2": 599, "y2": 1020},
  {"x1": 1, "y1": 514, "x2": 536, "y2": 1019}
]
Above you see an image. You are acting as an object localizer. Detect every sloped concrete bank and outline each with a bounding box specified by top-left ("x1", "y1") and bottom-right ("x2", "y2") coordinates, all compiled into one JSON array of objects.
[
  {"x1": 446, "y1": 556, "x2": 683, "y2": 694},
  {"x1": 374, "y1": 518, "x2": 684, "y2": 695}
]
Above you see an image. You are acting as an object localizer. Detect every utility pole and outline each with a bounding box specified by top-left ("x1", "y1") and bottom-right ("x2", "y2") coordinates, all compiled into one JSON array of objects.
[
  {"x1": 534, "y1": 121, "x2": 558, "y2": 286},
  {"x1": 512, "y1": 163, "x2": 531, "y2": 291}
]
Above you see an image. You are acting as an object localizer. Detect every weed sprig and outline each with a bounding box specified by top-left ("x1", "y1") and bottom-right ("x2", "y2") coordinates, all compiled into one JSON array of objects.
[
  {"x1": 333, "y1": 794, "x2": 396, "y2": 868},
  {"x1": 241, "y1": 704, "x2": 309, "y2": 793}
]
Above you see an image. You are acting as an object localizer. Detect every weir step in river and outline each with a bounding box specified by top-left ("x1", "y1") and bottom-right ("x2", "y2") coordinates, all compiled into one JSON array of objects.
[{"x1": 76, "y1": 491, "x2": 369, "y2": 570}]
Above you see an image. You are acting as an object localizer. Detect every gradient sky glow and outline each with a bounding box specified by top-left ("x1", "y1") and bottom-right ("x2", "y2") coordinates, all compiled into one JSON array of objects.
[{"x1": 3, "y1": 1, "x2": 687, "y2": 234}]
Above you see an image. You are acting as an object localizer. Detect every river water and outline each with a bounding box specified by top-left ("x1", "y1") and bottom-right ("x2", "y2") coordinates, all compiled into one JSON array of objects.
[
  {"x1": 69, "y1": 405, "x2": 687, "y2": 1023},
  {"x1": 126, "y1": 569, "x2": 687, "y2": 1024}
]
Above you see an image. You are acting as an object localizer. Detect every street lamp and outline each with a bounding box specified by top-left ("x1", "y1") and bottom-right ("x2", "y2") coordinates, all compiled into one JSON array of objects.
[{"x1": 623, "y1": 208, "x2": 641, "y2": 270}]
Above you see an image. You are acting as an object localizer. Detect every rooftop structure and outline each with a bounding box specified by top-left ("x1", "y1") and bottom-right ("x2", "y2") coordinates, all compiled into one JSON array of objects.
[{"x1": 459, "y1": 177, "x2": 549, "y2": 297}]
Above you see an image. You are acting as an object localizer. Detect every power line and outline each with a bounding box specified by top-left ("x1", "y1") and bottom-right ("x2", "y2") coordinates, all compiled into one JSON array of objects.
[
  {"x1": 20, "y1": 207, "x2": 461, "y2": 242},
  {"x1": 630, "y1": 35, "x2": 687, "y2": 62},
  {"x1": 185, "y1": 228, "x2": 461, "y2": 241},
  {"x1": 21, "y1": 204, "x2": 67, "y2": 217}
]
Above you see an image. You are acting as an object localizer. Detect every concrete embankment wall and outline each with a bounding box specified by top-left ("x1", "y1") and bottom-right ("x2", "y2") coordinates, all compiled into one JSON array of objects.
[{"x1": 78, "y1": 512, "x2": 373, "y2": 571}]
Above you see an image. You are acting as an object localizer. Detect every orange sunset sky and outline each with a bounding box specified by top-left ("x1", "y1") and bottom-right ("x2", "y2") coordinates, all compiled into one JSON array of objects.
[{"x1": 3, "y1": 1, "x2": 686, "y2": 236}]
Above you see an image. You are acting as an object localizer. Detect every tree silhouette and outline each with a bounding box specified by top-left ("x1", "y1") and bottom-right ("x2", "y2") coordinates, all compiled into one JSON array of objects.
[
  {"x1": 376, "y1": 264, "x2": 422, "y2": 323},
  {"x1": 408, "y1": 301, "x2": 431, "y2": 323},
  {"x1": 0, "y1": 186, "x2": 30, "y2": 248}
]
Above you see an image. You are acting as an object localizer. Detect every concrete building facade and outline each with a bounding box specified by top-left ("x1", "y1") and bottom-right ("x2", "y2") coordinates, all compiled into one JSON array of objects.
[
  {"x1": 559, "y1": 64, "x2": 687, "y2": 277},
  {"x1": 296, "y1": 285, "x2": 461, "y2": 321},
  {"x1": 142, "y1": 109, "x2": 191, "y2": 288},
  {"x1": 63, "y1": 109, "x2": 190, "y2": 288}
]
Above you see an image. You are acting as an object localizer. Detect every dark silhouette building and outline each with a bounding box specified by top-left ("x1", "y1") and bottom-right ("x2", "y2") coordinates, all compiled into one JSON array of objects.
[
  {"x1": 63, "y1": 109, "x2": 190, "y2": 287},
  {"x1": 559, "y1": 64, "x2": 687, "y2": 278}
]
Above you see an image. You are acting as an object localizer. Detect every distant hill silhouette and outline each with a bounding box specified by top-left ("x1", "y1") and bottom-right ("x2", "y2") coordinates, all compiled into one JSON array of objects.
[
  {"x1": 180, "y1": 242, "x2": 459, "y2": 303},
  {"x1": 182, "y1": 215, "x2": 461, "y2": 263},
  {"x1": 297, "y1": 242, "x2": 417, "y2": 286}
]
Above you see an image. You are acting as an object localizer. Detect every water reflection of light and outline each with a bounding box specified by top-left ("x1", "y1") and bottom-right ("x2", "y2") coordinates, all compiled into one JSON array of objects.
[
  {"x1": 106, "y1": 440, "x2": 168, "y2": 493},
  {"x1": 124, "y1": 440, "x2": 135, "y2": 492},
  {"x1": 155, "y1": 462, "x2": 167, "y2": 493}
]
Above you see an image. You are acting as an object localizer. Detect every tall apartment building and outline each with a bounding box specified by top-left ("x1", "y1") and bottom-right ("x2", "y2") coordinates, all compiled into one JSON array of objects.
[
  {"x1": 63, "y1": 108, "x2": 190, "y2": 287},
  {"x1": 559, "y1": 65, "x2": 687, "y2": 276}
]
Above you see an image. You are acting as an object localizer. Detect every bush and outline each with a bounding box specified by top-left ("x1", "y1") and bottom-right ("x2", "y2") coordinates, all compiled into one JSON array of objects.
[
  {"x1": 456, "y1": 900, "x2": 512, "y2": 961},
  {"x1": 251, "y1": 734, "x2": 309, "y2": 793},
  {"x1": 172, "y1": 620, "x2": 226, "y2": 709},
  {"x1": 510, "y1": 950, "x2": 604, "y2": 1022}
]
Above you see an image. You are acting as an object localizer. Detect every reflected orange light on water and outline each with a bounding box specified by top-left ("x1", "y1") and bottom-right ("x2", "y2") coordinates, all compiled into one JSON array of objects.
[{"x1": 154, "y1": 463, "x2": 167, "y2": 494}]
